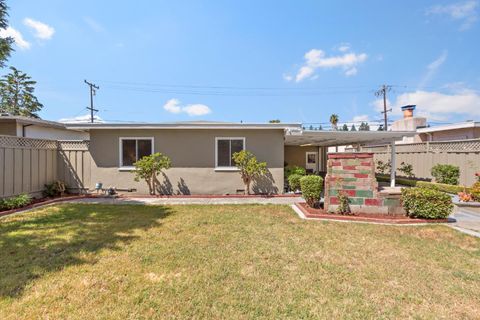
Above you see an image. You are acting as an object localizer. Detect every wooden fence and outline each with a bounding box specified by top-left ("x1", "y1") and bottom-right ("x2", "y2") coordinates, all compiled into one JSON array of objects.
[
  {"x1": 359, "y1": 139, "x2": 480, "y2": 186},
  {"x1": 0, "y1": 136, "x2": 91, "y2": 198}
]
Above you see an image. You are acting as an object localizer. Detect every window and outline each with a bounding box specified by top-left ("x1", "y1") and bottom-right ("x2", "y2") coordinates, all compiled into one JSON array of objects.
[
  {"x1": 119, "y1": 137, "x2": 153, "y2": 167},
  {"x1": 215, "y1": 137, "x2": 245, "y2": 168}
]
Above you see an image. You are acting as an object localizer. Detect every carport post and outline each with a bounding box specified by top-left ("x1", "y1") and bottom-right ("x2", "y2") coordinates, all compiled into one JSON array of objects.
[{"x1": 390, "y1": 140, "x2": 396, "y2": 187}]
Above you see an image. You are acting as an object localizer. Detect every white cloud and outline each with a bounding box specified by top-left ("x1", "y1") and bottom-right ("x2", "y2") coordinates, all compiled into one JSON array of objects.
[
  {"x1": 418, "y1": 50, "x2": 448, "y2": 88},
  {"x1": 23, "y1": 18, "x2": 55, "y2": 40},
  {"x1": 338, "y1": 44, "x2": 350, "y2": 52},
  {"x1": 372, "y1": 87, "x2": 480, "y2": 120},
  {"x1": 0, "y1": 27, "x2": 30, "y2": 50},
  {"x1": 58, "y1": 114, "x2": 104, "y2": 123},
  {"x1": 163, "y1": 98, "x2": 182, "y2": 114},
  {"x1": 427, "y1": 1, "x2": 478, "y2": 30},
  {"x1": 183, "y1": 104, "x2": 211, "y2": 116},
  {"x1": 163, "y1": 99, "x2": 212, "y2": 116},
  {"x1": 286, "y1": 48, "x2": 368, "y2": 82}
]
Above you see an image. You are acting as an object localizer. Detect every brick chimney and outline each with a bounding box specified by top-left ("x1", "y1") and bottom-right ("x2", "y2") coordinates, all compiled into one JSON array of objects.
[{"x1": 401, "y1": 105, "x2": 416, "y2": 119}]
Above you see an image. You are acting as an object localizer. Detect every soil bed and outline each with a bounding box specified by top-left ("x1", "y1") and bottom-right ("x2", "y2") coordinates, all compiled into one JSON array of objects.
[{"x1": 296, "y1": 202, "x2": 451, "y2": 224}]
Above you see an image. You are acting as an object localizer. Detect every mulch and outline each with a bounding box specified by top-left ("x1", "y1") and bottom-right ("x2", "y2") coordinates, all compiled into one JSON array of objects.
[{"x1": 296, "y1": 202, "x2": 451, "y2": 224}]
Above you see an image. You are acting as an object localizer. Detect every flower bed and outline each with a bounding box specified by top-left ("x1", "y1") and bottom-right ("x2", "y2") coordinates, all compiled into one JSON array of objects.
[
  {"x1": 295, "y1": 202, "x2": 450, "y2": 224},
  {"x1": 0, "y1": 194, "x2": 93, "y2": 217}
]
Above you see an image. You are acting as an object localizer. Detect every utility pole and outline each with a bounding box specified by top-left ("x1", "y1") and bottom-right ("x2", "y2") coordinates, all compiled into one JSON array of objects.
[
  {"x1": 84, "y1": 80, "x2": 99, "y2": 123},
  {"x1": 375, "y1": 84, "x2": 392, "y2": 131}
]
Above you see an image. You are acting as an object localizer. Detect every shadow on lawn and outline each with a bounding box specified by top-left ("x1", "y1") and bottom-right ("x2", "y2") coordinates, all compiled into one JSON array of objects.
[{"x1": 0, "y1": 204, "x2": 172, "y2": 298}]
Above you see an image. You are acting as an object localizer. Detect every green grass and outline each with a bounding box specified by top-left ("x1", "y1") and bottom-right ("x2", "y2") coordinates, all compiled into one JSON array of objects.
[{"x1": 1, "y1": 204, "x2": 479, "y2": 319}]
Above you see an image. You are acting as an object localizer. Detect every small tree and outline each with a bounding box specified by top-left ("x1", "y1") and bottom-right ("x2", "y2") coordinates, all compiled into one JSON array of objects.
[
  {"x1": 0, "y1": 67, "x2": 43, "y2": 117},
  {"x1": 133, "y1": 152, "x2": 171, "y2": 195},
  {"x1": 350, "y1": 124, "x2": 357, "y2": 131},
  {"x1": 341, "y1": 124, "x2": 349, "y2": 131},
  {"x1": 232, "y1": 150, "x2": 267, "y2": 195}
]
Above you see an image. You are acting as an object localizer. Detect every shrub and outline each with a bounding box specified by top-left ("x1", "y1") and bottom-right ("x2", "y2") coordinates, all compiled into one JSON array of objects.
[
  {"x1": 336, "y1": 191, "x2": 351, "y2": 214},
  {"x1": 300, "y1": 175, "x2": 323, "y2": 207},
  {"x1": 471, "y1": 182, "x2": 480, "y2": 202},
  {"x1": 0, "y1": 193, "x2": 32, "y2": 211},
  {"x1": 401, "y1": 187, "x2": 453, "y2": 219},
  {"x1": 375, "y1": 160, "x2": 391, "y2": 175},
  {"x1": 285, "y1": 165, "x2": 306, "y2": 178},
  {"x1": 232, "y1": 150, "x2": 267, "y2": 195},
  {"x1": 43, "y1": 180, "x2": 66, "y2": 198},
  {"x1": 287, "y1": 173, "x2": 302, "y2": 192},
  {"x1": 398, "y1": 162, "x2": 415, "y2": 178},
  {"x1": 431, "y1": 164, "x2": 459, "y2": 185},
  {"x1": 133, "y1": 153, "x2": 171, "y2": 195},
  {"x1": 416, "y1": 181, "x2": 468, "y2": 194}
]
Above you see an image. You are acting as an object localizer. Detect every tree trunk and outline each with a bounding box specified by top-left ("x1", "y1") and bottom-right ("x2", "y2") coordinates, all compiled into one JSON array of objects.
[
  {"x1": 244, "y1": 177, "x2": 251, "y2": 195},
  {"x1": 151, "y1": 173, "x2": 156, "y2": 195}
]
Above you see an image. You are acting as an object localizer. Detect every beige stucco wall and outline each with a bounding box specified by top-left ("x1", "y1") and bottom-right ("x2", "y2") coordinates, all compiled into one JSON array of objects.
[
  {"x1": 88, "y1": 129, "x2": 284, "y2": 194},
  {"x1": 284, "y1": 145, "x2": 317, "y2": 168}
]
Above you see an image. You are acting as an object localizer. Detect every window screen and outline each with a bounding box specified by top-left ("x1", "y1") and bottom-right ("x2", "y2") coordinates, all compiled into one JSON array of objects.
[
  {"x1": 216, "y1": 138, "x2": 244, "y2": 167},
  {"x1": 120, "y1": 138, "x2": 153, "y2": 166}
]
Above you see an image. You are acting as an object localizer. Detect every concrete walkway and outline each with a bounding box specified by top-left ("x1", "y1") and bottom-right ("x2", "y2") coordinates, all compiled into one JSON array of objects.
[
  {"x1": 70, "y1": 196, "x2": 304, "y2": 206},
  {"x1": 449, "y1": 208, "x2": 480, "y2": 238}
]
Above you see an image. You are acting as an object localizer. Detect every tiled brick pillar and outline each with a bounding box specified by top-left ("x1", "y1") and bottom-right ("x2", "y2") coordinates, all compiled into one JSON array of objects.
[{"x1": 324, "y1": 153, "x2": 405, "y2": 215}]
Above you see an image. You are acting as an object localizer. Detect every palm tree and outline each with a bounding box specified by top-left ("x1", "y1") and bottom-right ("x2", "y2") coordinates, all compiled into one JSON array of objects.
[{"x1": 329, "y1": 114, "x2": 339, "y2": 131}]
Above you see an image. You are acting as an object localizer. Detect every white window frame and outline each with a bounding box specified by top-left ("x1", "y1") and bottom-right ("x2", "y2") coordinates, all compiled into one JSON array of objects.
[
  {"x1": 119, "y1": 137, "x2": 154, "y2": 170},
  {"x1": 214, "y1": 137, "x2": 245, "y2": 171}
]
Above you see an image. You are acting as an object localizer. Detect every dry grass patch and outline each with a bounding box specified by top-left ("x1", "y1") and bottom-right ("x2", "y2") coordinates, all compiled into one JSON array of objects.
[{"x1": 0, "y1": 203, "x2": 479, "y2": 319}]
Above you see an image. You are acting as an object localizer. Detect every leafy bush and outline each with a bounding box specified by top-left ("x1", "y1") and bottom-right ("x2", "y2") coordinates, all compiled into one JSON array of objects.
[
  {"x1": 375, "y1": 160, "x2": 391, "y2": 175},
  {"x1": 287, "y1": 173, "x2": 302, "y2": 192},
  {"x1": 285, "y1": 165, "x2": 306, "y2": 178},
  {"x1": 375, "y1": 175, "x2": 418, "y2": 187},
  {"x1": 43, "y1": 180, "x2": 66, "y2": 197},
  {"x1": 401, "y1": 187, "x2": 453, "y2": 219},
  {"x1": 398, "y1": 161, "x2": 415, "y2": 178},
  {"x1": 0, "y1": 194, "x2": 32, "y2": 211},
  {"x1": 337, "y1": 191, "x2": 351, "y2": 214},
  {"x1": 300, "y1": 175, "x2": 323, "y2": 207},
  {"x1": 471, "y1": 182, "x2": 480, "y2": 202},
  {"x1": 134, "y1": 152, "x2": 171, "y2": 195},
  {"x1": 232, "y1": 150, "x2": 267, "y2": 195},
  {"x1": 431, "y1": 164, "x2": 460, "y2": 185}
]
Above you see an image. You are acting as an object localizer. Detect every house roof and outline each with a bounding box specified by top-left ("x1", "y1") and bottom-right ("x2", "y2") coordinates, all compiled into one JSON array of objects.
[
  {"x1": 64, "y1": 122, "x2": 302, "y2": 130},
  {"x1": 0, "y1": 115, "x2": 67, "y2": 129},
  {"x1": 284, "y1": 129, "x2": 415, "y2": 147},
  {"x1": 416, "y1": 121, "x2": 480, "y2": 133}
]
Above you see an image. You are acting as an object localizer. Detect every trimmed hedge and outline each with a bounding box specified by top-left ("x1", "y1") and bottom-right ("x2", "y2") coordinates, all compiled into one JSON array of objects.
[
  {"x1": 287, "y1": 174, "x2": 302, "y2": 192},
  {"x1": 401, "y1": 187, "x2": 453, "y2": 219},
  {"x1": 285, "y1": 165, "x2": 306, "y2": 178},
  {"x1": 375, "y1": 175, "x2": 418, "y2": 187},
  {"x1": 300, "y1": 175, "x2": 323, "y2": 207},
  {"x1": 417, "y1": 181, "x2": 469, "y2": 195}
]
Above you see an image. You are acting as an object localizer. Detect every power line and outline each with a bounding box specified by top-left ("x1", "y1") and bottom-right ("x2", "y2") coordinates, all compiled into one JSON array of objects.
[{"x1": 84, "y1": 80, "x2": 99, "y2": 123}]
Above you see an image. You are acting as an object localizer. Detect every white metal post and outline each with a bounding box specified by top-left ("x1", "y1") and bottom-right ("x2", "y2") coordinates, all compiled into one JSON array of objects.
[{"x1": 390, "y1": 140, "x2": 396, "y2": 187}]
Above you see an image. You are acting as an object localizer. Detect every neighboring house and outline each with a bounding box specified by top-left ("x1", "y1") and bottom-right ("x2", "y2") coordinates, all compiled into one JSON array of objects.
[
  {"x1": 416, "y1": 121, "x2": 480, "y2": 142},
  {"x1": 63, "y1": 121, "x2": 409, "y2": 195},
  {"x1": 0, "y1": 115, "x2": 89, "y2": 140},
  {"x1": 390, "y1": 105, "x2": 480, "y2": 142}
]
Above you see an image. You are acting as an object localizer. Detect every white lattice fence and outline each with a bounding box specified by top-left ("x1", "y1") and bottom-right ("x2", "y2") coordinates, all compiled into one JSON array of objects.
[{"x1": 0, "y1": 135, "x2": 57, "y2": 149}]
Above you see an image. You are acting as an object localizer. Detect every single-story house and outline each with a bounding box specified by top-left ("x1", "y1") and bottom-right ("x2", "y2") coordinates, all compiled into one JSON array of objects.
[
  {"x1": 0, "y1": 115, "x2": 89, "y2": 140},
  {"x1": 63, "y1": 121, "x2": 411, "y2": 195}
]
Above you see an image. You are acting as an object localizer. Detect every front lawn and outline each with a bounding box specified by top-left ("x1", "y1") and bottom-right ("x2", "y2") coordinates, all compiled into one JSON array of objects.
[{"x1": 1, "y1": 204, "x2": 479, "y2": 319}]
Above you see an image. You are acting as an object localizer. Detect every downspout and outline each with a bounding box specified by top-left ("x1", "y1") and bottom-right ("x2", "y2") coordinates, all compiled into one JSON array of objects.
[{"x1": 22, "y1": 124, "x2": 32, "y2": 137}]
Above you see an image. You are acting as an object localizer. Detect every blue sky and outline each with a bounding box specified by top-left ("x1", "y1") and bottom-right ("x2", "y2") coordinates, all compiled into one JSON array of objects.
[{"x1": 2, "y1": 0, "x2": 480, "y2": 125}]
